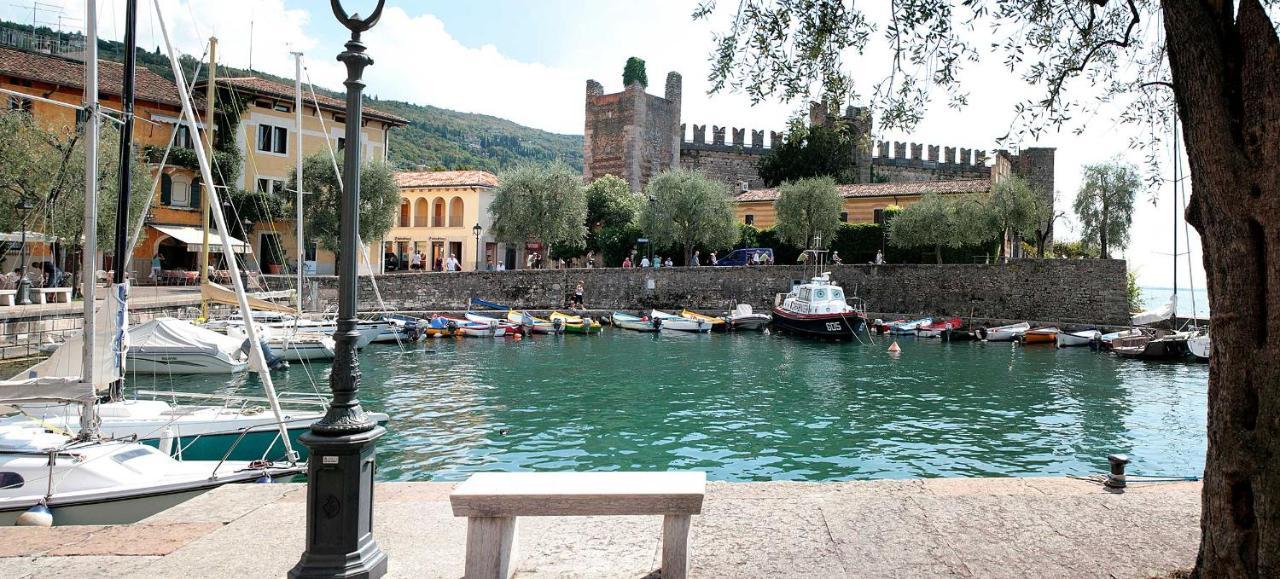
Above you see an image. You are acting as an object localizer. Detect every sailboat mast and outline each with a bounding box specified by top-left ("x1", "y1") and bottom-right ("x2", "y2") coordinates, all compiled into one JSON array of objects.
[
  {"x1": 198, "y1": 37, "x2": 216, "y2": 320},
  {"x1": 79, "y1": 0, "x2": 100, "y2": 437},
  {"x1": 293, "y1": 51, "x2": 304, "y2": 314},
  {"x1": 109, "y1": 0, "x2": 137, "y2": 403},
  {"x1": 1172, "y1": 116, "x2": 1180, "y2": 320}
]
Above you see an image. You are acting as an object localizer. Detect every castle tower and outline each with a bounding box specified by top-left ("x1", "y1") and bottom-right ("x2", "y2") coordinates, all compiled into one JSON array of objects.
[{"x1": 583, "y1": 71, "x2": 683, "y2": 192}]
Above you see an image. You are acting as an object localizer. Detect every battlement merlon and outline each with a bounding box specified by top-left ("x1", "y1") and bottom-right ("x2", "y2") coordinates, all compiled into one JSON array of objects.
[
  {"x1": 586, "y1": 79, "x2": 603, "y2": 98},
  {"x1": 681, "y1": 124, "x2": 780, "y2": 151}
]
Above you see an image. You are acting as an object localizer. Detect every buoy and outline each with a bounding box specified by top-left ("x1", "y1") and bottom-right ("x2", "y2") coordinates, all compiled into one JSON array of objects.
[
  {"x1": 512, "y1": 332, "x2": 522, "y2": 341},
  {"x1": 256, "y1": 475, "x2": 274, "y2": 484},
  {"x1": 888, "y1": 341, "x2": 901, "y2": 353},
  {"x1": 16, "y1": 502, "x2": 53, "y2": 527}
]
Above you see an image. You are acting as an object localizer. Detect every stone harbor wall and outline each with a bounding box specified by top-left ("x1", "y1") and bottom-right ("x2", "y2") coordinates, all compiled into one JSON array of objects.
[{"x1": 271, "y1": 259, "x2": 1130, "y2": 326}]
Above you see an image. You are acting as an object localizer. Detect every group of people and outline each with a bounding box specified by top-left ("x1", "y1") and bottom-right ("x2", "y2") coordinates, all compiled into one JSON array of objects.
[
  {"x1": 405, "y1": 250, "x2": 462, "y2": 272},
  {"x1": 620, "y1": 250, "x2": 722, "y2": 269}
]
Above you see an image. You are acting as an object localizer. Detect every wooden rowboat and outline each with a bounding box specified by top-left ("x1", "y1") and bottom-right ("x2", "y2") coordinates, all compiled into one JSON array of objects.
[
  {"x1": 679, "y1": 309, "x2": 728, "y2": 332},
  {"x1": 1021, "y1": 327, "x2": 1059, "y2": 345}
]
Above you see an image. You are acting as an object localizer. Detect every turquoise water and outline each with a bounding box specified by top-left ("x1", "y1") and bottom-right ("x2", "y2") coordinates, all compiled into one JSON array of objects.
[
  {"x1": 134, "y1": 330, "x2": 1209, "y2": 482},
  {"x1": 1140, "y1": 286, "x2": 1210, "y2": 316}
]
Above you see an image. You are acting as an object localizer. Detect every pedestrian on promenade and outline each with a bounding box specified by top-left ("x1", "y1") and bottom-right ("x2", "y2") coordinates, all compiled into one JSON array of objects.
[
  {"x1": 622, "y1": 256, "x2": 632, "y2": 268},
  {"x1": 587, "y1": 250, "x2": 596, "y2": 269},
  {"x1": 573, "y1": 281, "x2": 584, "y2": 308},
  {"x1": 410, "y1": 251, "x2": 422, "y2": 271},
  {"x1": 150, "y1": 254, "x2": 163, "y2": 282},
  {"x1": 640, "y1": 256, "x2": 650, "y2": 268},
  {"x1": 692, "y1": 251, "x2": 701, "y2": 267},
  {"x1": 446, "y1": 254, "x2": 460, "y2": 271},
  {"x1": 832, "y1": 251, "x2": 843, "y2": 265},
  {"x1": 709, "y1": 251, "x2": 717, "y2": 266},
  {"x1": 654, "y1": 256, "x2": 662, "y2": 269},
  {"x1": 875, "y1": 250, "x2": 884, "y2": 265}
]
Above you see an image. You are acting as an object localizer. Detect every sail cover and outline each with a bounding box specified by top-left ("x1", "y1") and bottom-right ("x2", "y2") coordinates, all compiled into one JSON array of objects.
[
  {"x1": 2, "y1": 283, "x2": 128, "y2": 405},
  {"x1": 129, "y1": 317, "x2": 244, "y2": 357},
  {"x1": 1132, "y1": 295, "x2": 1176, "y2": 326},
  {"x1": 201, "y1": 281, "x2": 297, "y2": 315}
]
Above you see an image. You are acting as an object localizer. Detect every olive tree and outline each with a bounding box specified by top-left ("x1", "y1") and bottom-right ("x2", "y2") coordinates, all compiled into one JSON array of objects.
[
  {"x1": 585, "y1": 174, "x2": 642, "y2": 265},
  {"x1": 293, "y1": 153, "x2": 400, "y2": 254},
  {"x1": 640, "y1": 169, "x2": 739, "y2": 264},
  {"x1": 488, "y1": 162, "x2": 588, "y2": 262},
  {"x1": 696, "y1": 1, "x2": 1280, "y2": 572},
  {"x1": 888, "y1": 192, "x2": 989, "y2": 264},
  {"x1": 773, "y1": 176, "x2": 843, "y2": 248},
  {"x1": 986, "y1": 175, "x2": 1038, "y2": 262},
  {"x1": 1074, "y1": 160, "x2": 1139, "y2": 259}
]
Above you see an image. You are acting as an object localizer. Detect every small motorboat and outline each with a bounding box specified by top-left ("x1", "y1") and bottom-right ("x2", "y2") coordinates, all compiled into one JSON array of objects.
[
  {"x1": 612, "y1": 311, "x2": 660, "y2": 332},
  {"x1": 127, "y1": 318, "x2": 249, "y2": 374},
  {"x1": 508, "y1": 311, "x2": 564, "y2": 335},
  {"x1": 870, "y1": 319, "x2": 903, "y2": 335},
  {"x1": 380, "y1": 314, "x2": 426, "y2": 343},
  {"x1": 725, "y1": 304, "x2": 771, "y2": 331},
  {"x1": 1021, "y1": 327, "x2": 1060, "y2": 345},
  {"x1": 1113, "y1": 330, "x2": 1192, "y2": 360},
  {"x1": 465, "y1": 312, "x2": 521, "y2": 334},
  {"x1": 942, "y1": 328, "x2": 981, "y2": 341},
  {"x1": 770, "y1": 273, "x2": 866, "y2": 340},
  {"x1": 439, "y1": 316, "x2": 506, "y2": 338},
  {"x1": 651, "y1": 310, "x2": 711, "y2": 333},
  {"x1": 916, "y1": 317, "x2": 963, "y2": 338},
  {"x1": 982, "y1": 322, "x2": 1031, "y2": 342},
  {"x1": 1098, "y1": 328, "x2": 1145, "y2": 351},
  {"x1": 550, "y1": 312, "x2": 601, "y2": 334},
  {"x1": 1188, "y1": 330, "x2": 1210, "y2": 361},
  {"x1": 1056, "y1": 328, "x2": 1101, "y2": 348},
  {"x1": 889, "y1": 318, "x2": 931, "y2": 335},
  {"x1": 227, "y1": 326, "x2": 335, "y2": 362},
  {"x1": 679, "y1": 309, "x2": 729, "y2": 332}
]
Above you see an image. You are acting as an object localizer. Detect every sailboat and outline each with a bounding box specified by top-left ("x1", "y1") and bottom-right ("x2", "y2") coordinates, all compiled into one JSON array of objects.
[{"x1": 0, "y1": 3, "x2": 300, "y2": 525}]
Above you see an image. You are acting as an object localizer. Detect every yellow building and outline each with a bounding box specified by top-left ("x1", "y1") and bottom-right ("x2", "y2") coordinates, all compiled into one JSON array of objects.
[
  {"x1": 0, "y1": 45, "x2": 209, "y2": 278},
  {"x1": 389, "y1": 171, "x2": 525, "y2": 271},
  {"x1": 734, "y1": 179, "x2": 992, "y2": 228},
  {"x1": 198, "y1": 76, "x2": 408, "y2": 275}
]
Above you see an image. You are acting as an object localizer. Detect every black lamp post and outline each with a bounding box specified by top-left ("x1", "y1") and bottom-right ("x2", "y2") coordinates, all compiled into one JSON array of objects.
[
  {"x1": 290, "y1": 2, "x2": 388, "y2": 578},
  {"x1": 472, "y1": 223, "x2": 482, "y2": 271},
  {"x1": 15, "y1": 197, "x2": 34, "y2": 305}
]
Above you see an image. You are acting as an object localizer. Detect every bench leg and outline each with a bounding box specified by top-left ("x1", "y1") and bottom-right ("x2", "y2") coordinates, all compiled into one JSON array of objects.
[
  {"x1": 465, "y1": 516, "x2": 519, "y2": 579},
  {"x1": 662, "y1": 514, "x2": 692, "y2": 579}
]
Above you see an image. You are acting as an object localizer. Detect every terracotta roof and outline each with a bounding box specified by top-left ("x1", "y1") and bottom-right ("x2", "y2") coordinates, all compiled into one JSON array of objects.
[
  {"x1": 0, "y1": 46, "x2": 182, "y2": 107},
  {"x1": 395, "y1": 170, "x2": 499, "y2": 189},
  {"x1": 735, "y1": 178, "x2": 991, "y2": 203},
  {"x1": 212, "y1": 76, "x2": 407, "y2": 125}
]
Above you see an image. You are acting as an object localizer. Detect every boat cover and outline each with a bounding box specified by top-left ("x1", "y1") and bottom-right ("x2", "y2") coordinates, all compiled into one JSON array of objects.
[
  {"x1": 130, "y1": 317, "x2": 244, "y2": 357},
  {"x1": 1132, "y1": 295, "x2": 1175, "y2": 326}
]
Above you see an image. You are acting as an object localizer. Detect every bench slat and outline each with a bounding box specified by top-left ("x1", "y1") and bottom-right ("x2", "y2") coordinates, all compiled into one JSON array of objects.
[{"x1": 451, "y1": 472, "x2": 705, "y2": 517}]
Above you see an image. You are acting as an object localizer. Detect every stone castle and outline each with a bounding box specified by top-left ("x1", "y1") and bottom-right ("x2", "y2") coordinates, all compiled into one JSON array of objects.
[{"x1": 582, "y1": 71, "x2": 1057, "y2": 234}]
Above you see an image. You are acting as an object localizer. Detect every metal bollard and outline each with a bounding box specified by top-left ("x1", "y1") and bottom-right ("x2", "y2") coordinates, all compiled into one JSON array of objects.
[{"x1": 1105, "y1": 454, "x2": 1130, "y2": 488}]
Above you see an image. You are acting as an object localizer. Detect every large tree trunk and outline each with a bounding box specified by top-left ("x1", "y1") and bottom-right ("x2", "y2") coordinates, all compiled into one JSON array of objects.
[{"x1": 1165, "y1": 1, "x2": 1280, "y2": 576}]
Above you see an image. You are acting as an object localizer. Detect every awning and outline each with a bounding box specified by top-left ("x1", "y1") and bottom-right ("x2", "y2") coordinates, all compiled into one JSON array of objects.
[
  {"x1": 151, "y1": 225, "x2": 252, "y2": 254},
  {"x1": 0, "y1": 231, "x2": 58, "y2": 243}
]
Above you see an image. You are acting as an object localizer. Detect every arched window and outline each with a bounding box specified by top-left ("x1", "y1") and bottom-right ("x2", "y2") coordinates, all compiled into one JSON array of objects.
[
  {"x1": 160, "y1": 173, "x2": 173, "y2": 205},
  {"x1": 414, "y1": 198, "x2": 429, "y2": 227},
  {"x1": 432, "y1": 198, "x2": 445, "y2": 227},
  {"x1": 400, "y1": 200, "x2": 411, "y2": 227},
  {"x1": 448, "y1": 197, "x2": 464, "y2": 227}
]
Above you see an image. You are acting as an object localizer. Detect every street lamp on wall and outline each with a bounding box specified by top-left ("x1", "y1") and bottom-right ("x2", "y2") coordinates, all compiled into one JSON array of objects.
[
  {"x1": 472, "y1": 223, "x2": 482, "y2": 271},
  {"x1": 15, "y1": 197, "x2": 35, "y2": 306}
]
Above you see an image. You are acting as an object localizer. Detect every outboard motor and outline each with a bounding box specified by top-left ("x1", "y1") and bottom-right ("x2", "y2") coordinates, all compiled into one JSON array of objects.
[
  {"x1": 241, "y1": 337, "x2": 289, "y2": 371},
  {"x1": 552, "y1": 317, "x2": 565, "y2": 333}
]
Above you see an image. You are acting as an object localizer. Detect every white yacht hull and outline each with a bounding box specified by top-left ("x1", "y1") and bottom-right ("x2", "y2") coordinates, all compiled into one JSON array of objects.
[{"x1": 127, "y1": 351, "x2": 247, "y2": 374}]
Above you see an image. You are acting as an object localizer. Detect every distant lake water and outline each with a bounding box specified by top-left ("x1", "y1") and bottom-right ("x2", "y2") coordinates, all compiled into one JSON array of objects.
[
  {"x1": 1140, "y1": 286, "x2": 1210, "y2": 316},
  {"x1": 149, "y1": 330, "x2": 1209, "y2": 483}
]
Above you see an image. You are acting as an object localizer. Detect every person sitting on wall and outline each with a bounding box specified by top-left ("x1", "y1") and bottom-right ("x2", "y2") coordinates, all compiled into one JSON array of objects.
[
  {"x1": 664, "y1": 257, "x2": 673, "y2": 267},
  {"x1": 832, "y1": 251, "x2": 842, "y2": 265},
  {"x1": 586, "y1": 250, "x2": 596, "y2": 269},
  {"x1": 875, "y1": 250, "x2": 885, "y2": 265},
  {"x1": 639, "y1": 256, "x2": 650, "y2": 268},
  {"x1": 691, "y1": 250, "x2": 701, "y2": 267},
  {"x1": 622, "y1": 256, "x2": 632, "y2": 268},
  {"x1": 797, "y1": 252, "x2": 809, "y2": 265},
  {"x1": 486, "y1": 257, "x2": 495, "y2": 271},
  {"x1": 709, "y1": 251, "x2": 718, "y2": 266}
]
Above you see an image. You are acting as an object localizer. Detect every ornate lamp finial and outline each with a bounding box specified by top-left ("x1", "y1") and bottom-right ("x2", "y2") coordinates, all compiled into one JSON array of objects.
[{"x1": 331, "y1": 0, "x2": 386, "y2": 34}]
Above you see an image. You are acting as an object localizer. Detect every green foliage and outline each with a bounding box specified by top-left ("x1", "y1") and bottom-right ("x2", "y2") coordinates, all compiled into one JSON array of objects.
[
  {"x1": 584, "y1": 174, "x2": 641, "y2": 262},
  {"x1": 220, "y1": 188, "x2": 288, "y2": 243},
  {"x1": 1074, "y1": 160, "x2": 1139, "y2": 259},
  {"x1": 623, "y1": 57, "x2": 649, "y2": 88},
  {"x1": 757, "y1": 124, "x2": 858, "y2": 187},
  {"x1": 640, "y1": 169, "x2": 740, "y2": 263},
  {"x1": 141, "y1": 145, "x2": 242, "y2": 189},
  {"x1": 292, "y1": 153, "x2": 401, "y2": 253},
  {"x1": 1052, "y1": 239, "x2": 1100, "y2": 259},
  {"x1": 986, "y1": 175, "x2": 1038, "y2": 261},
  {"x1": 888, "y1": 193, "x2": 993, "y2": 263},
  {"x1": 1126, "y1": 271, "x2": 1142, "y2": 314},
  {"x1": 488, "y1": 162, "x2": 588, "y2": 258},
  {"x1": 773, "y1": 176, "x2": 843, "y2": 248}
]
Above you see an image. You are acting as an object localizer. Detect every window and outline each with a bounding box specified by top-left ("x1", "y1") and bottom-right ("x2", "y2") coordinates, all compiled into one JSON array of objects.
[
  {"x1": 304, "y1": 241, "x2": 317, "y2": 261},
  {"x1": 873, "y1": 208, "x2": 886, "y2": 225},
  {"x1": 813, "y1": 288, "x2": 827, "y2": 301},
  {"x1": 255, "y1": 100, "x2": 273, "y2": 109},
  {"x1": 432, "y1": 198, "x2": 445, "y2": 227},
  {"x1": 334, "y1": 113, "x2": 346, "y2": 124},
  {"x1": 414, "y1": 198, "x2": 428, "y2": 227},
  {"x1": 399, "y1": 200, "x2": 410, "y2": 227},
  {"x1": 171, "y1": 180, "x2": 191, "y2": 208},
  {"x1": 175, "y1": 124, "x2": 196, "y2": 149},
  {"x1": 7, "y1": 95, "x2": 31, "y2": 112},
  {"x1": 160, "y1": 173, "x2": 173, "y2": 205},
  {"x1": 744, "y1": 214, "x2": 754, "y2": 225},
  {"x1": 0, "y1": 471, "x2": 23, "y2": 489},
  {"x1": 448, "y1": 197, "x2": 464, "y2": 227},
  {"x1": 273, "y1": 103, "x2": 291, "y2": 113},
  {"x1": 257, "y1": 124, "x2": 287, "y2": 154},
  {"x1": 337, "y1": 137, "x2": 346, "y2": 150},
  {"x1": 839, "y1": 212, "x2": 849, "y2": 223},
  {"x1": 257, "y1": 177, "x2": 284, "y2": 195},
  {"x1": 111, "y1": 447, "x2": 155, "y2": 464}
]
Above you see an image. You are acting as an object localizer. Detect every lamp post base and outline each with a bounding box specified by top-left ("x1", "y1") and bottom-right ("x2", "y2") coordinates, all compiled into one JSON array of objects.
[
  {"x1": 16, "y1": 278, "x2": 32, "y2": 305},
  {"x1": 289, "y1": 425, "x2": 388, "y2": 579}
]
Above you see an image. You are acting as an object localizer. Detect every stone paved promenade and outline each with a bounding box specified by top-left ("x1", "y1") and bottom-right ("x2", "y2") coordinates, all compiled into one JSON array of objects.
[{"x1": 0, "y1": 477, "x2": 1199, "y2": 578}]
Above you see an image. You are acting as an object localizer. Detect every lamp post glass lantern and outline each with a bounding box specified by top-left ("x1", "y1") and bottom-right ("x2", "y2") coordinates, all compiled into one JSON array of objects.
[
  {"x1": 15, "y1": 197, "x2": 34, "y2": 305},
  {"x1": 473, "y1": 223, "x2": 482, "y2": 271},
  {"x1": 290, "y1": 1, "x2": 389, "y2": 578}
]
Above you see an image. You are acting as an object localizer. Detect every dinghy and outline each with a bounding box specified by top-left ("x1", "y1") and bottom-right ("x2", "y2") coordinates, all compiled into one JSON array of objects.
[
  {"x1": 982, "y1": 322, "x2": 1030, "y2": 342},
  {"x1": 1056, "y1": 329, "x2": 1101, "y2": 348},
  {"x1": 612, "y1": 312, "x2": 660, "y2": 332},
  {"x1": 508, "y1": 311, "x2": 564, "y2": 334},
  {"x1": 550, "y1": 312, "x2": 602, "y2": 334},
  {"x1": 1021, "y1": 327, "x2": 1060, "y2": 345},
  {"x1": 889, "y1": 318, "x2": 931, "y2": 335},
  {"x1": 725, "y1": 304, "x2": 771, "y2": 331},
  {"x1": 679, "y1": 309, "x2": 729, "y2": 332},
  {"x1": 916, "y1": 317, "x2": 963, "y2": 338},
  {"x1": 651, "y1": 310, "x2": 711, "y2": 333}
]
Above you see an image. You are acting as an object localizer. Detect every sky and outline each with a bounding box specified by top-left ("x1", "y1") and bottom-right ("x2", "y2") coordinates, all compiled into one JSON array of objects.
[{"x1": 0, "y1": 0, "x2": 1207, "y2": 299}]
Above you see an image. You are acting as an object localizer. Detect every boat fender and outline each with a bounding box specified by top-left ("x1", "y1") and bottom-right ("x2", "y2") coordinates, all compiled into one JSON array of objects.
[
  {"x1": 512, "y1": 332, "x2": 522, "y2": 341},
  {"x1": 888, "y1": 341, "x2": 901, "y2": 353},
  {"x1": 158, "y1": 427, "x2": 175, "y2": 457},
  {"x1": 255, "y1": 474, "x2": 274, "y2": 484},
  {"x1": 16, "y1": 502, "x2": 52, "y2": 527},
  {"x1": 446, "y1": 320, "x2": 458, "y2": 331}
]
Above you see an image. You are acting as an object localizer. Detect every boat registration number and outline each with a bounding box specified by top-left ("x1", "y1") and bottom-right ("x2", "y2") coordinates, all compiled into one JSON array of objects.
[{"x1": 826, "y1": 322, "x2": 843, "y2": 332}]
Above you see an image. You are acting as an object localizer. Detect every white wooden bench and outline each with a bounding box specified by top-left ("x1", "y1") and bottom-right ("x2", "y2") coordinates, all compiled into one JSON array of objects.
[
  {"x1": 35, "y1": 288, "x2": 71, "y2": 304},
  {"x1": 0, "y1": 290, "x2": 14, "y2": 306},
  {"x1": 450, "y1": 471, "x2": 705, "y2": 579}
]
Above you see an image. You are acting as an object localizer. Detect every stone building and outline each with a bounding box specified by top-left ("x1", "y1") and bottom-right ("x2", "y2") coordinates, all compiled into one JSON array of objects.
[
  {"x1": 582, "y1": 68, "x2": 1057, "y2": 243},
  {"x1": 387, "y1": 170, "x2": 523, "y2": 272}
]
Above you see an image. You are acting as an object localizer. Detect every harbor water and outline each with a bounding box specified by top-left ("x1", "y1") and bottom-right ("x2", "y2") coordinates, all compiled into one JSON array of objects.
[{"x1": 127, "y1": 329, "x2": 1208, "y2": 482}]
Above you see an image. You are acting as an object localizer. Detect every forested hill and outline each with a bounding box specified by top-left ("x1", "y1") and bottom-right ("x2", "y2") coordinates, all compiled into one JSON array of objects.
[{"x1": 1, "y1": 21, "x2": 583, "y2": 173}]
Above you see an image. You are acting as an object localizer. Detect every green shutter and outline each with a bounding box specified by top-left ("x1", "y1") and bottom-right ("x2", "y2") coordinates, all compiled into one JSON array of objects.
[
  {"x1": 190, "y1": 179, "x2": 202, "y2": 210},
  {"x1": 160, "y1": 174, "x2": 172, "y2": 205}
]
